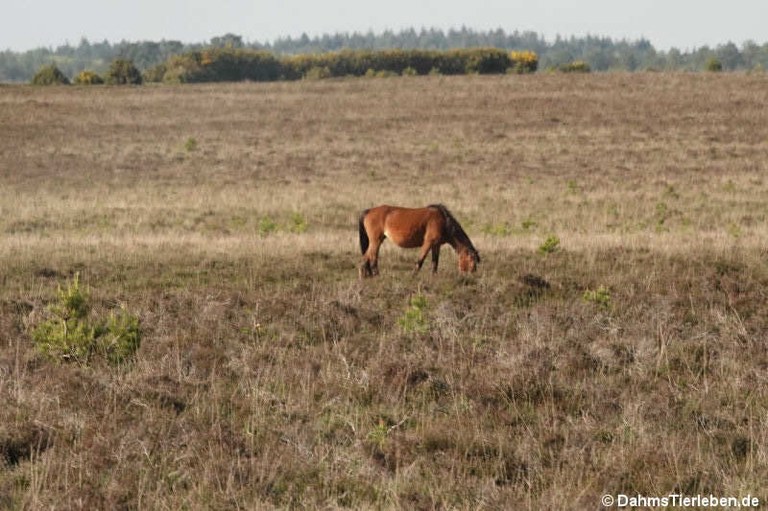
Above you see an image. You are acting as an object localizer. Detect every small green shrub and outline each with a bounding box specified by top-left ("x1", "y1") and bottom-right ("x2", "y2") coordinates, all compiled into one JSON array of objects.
[
  {"x1": 184, "y1": 137, "x2": 198, "y2": 152},
  {"x1": 31, "y1": 64, "x2": 70, "y2": 85},
  {"x1": 583, "y1": 286, "x2": 611, "y2": 309},
  {"x1": 655, "y1": 201, "x2": 669, "y2": 232},
  {"x1": 366, "y1": 420, "x2": 389, "y2": 450},
  {"x1": 662, "y1": 184, "x2": 680, "y2": 199},
  {"x1": 482, "y1": 223, "x2": 512, "y2": 237},
  {"x1": 97, "y1": 309, "x2": 141, "y2": 365},
  {"x1": 73, "y1": 70, "x2": 104, "y2": 85},
  {"x1": 258, "y1": 216, "x2": 278, "y2": 236},
  {"x1": 398, "y1": 294, "x2": 429, "y2": 333},
  {"x1": 31, "y1": 274, "x2": 141, "y2": 365},
  {"x1": 538, "y1": 235, "x2": 561, "y2": 254},
  {"x1": 31, "y1": 273, "x2": 92, "y2": 362},
  {"x1": 402, "y1": 66, "x2": 418, "y2": 76},
  {"x1": 289, "y1": 212, "x2": 308, "y2": 234}
]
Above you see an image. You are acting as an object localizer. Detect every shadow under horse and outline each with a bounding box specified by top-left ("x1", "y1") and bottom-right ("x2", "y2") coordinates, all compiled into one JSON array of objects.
[{"x1": 358, "y1": 204, "x2": 480, "y2": 278}]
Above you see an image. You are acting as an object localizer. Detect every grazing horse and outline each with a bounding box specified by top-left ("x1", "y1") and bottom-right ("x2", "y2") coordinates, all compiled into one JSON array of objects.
[{"x1": 358, "y1": 204, "x2": 480, "y2": 278}]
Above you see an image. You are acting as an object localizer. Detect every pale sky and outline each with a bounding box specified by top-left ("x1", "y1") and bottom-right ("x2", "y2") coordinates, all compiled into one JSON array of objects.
[{"x1": 2, "y1": 0, "x2": 766, "y2": 52}]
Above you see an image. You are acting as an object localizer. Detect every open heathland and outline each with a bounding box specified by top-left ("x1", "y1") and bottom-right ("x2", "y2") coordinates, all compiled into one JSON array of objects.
[{"x1": 1, "y1": 73, "x2": 767, "y2": 509}]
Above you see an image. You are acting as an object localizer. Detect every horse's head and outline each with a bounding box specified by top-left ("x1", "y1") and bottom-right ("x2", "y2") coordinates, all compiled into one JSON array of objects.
[{"x1": 458, "y1": 248, "x2": 480, "y2": 273}]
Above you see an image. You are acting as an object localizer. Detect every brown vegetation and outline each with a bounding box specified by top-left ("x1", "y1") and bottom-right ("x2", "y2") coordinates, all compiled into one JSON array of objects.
[{"x1": 0, "y1": 73, "x2": 767, "y2": 509}]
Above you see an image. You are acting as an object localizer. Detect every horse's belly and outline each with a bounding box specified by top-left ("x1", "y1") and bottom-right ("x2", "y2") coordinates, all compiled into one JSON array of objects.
[{"x1": 385, "y1": 228, "x2": 424, "y2": 248}]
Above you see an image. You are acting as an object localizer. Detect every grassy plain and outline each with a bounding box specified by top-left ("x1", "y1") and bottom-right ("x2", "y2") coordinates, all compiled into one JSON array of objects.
[{"x1": 1, "y1": 73, "x2": 767, "y2": 509}]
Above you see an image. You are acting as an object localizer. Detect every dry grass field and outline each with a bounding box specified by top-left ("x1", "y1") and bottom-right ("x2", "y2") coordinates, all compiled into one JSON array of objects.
[{"x1": 1, "y1": 73, "x2": 767, "y2": 509}]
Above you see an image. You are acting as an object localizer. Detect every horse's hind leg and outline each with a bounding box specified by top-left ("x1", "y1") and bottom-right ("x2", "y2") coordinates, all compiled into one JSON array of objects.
[
  {"x1": 368, "y1": 238, "x2": 383, "y2": 276},
  {"x1": 360, "y1": 237, "x2": 383, "y2": 278},
  {"x1": 359, "y1": 246, "x2": 375, "y2": 278},
  {"x1": 359, "y1": 259, "x2": 372, "y2": 278},
  {"x1": 359, "y1": 251, "x2": 377, "y2": 278}
]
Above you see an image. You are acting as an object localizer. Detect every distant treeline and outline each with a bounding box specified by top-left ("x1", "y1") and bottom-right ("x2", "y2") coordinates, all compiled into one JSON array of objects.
[{"x1": 3, "y1": 27, "x2": 768, "y2": 82}]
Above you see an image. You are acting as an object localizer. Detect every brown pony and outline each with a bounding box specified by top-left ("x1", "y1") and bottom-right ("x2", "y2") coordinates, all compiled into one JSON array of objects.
[{"x1": 358, "y1": 204, "x2": 480, "y2": 277}]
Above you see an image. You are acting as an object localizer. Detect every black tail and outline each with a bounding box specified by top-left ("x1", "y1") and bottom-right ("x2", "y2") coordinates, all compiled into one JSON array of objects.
[{"x1": 359, "y1": 209, "x2": 370, "y2": 255}]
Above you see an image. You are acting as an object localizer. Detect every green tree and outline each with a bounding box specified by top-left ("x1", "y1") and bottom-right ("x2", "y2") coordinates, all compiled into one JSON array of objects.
[
  {"x1": 716, "y1": 42, "x2": 742, "y2": 70},
  {"x1": 210, "y1": 33, "x2": 244, "y2": 49}
]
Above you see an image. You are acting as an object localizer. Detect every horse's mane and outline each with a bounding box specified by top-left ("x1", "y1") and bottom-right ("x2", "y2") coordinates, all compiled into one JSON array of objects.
[{"x1": 429, "y1": 204, "x2": 480, "y2": 262}]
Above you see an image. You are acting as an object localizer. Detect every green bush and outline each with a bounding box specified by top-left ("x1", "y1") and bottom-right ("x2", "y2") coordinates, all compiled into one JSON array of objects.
[
  {"x1": 258, "y1": 216, "x2": 278, "y2": 236},
  {"x1": 398, "y1": 294, "x2": 429, "y2": 334},
  {"x1": 142, "y1": 63, "x2": 167, "y2": 83},
  {"x1": 73, "y1": 70, "x2": 104, "y2": 85},
  {"x1": 559, "y1": 60, "x2": 591, "y2": 73},
  {"x1": 583, "y1": 286, "x2": 612, "y2": 309},
  {"x1": 289, "y1": 212, "x2": 308, "y2": 233},
  {"x1": 538, "y1": 235, "x2": 561, "y2": 254},
  {"x1": 31, "y1": 274, "x2": 141, "y2": 365},
  {"x1": 157, "y1": 47, "x2": 537, "y2": 83},
  {"x1": 31, "y1": 274, "x2": 92, "y2": 361},
  {"x1": 106, "y1": 59, "x2": 143, "y2": 85},
  {"x1": 303, "y1": 66, "x2": 332, "y2": 80},
  {"x1": 31, "y1": 64, "x2": 70, "y2": 85},
  {"x1": 482, "y1": 222, "x2": 513, "y2": 237},
  {"x1": 462, "y1": 48, "x2": 511, "y2": 74},
  {"x1": 432, "y1": 51, "x2": 467, "y2": 75},
  {"x1": 706, "y1": 58, "x2": 723, "y2": 73},
  {"x1": 365, "y1": 68, "x2": 398, "y2": 78},
  {"x1": 98, "y1": 309, "x2": 141, "y2": 365},
  {"x1": 163, "y1": 49, "x2": 282, "y2": 83},
  {"x1": 509, "y1": 51, "x2": 539, "y2": 73},
  {"x1": 184, "y1": 137, "x2": 198, "y2": 152}
]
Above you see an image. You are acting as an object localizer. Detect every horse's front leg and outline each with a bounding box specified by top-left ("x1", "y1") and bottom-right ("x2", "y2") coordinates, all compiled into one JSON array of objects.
[
  {"x1": 431, "y1": 245, "x2": 441, "y2": 273},
  {"x1": 414, "y1": 243, "x2": 432, "y2": 274}
]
